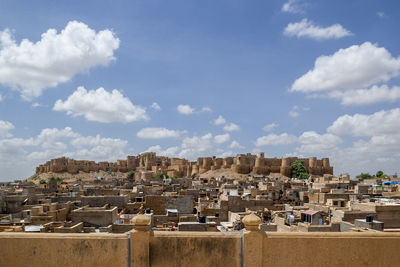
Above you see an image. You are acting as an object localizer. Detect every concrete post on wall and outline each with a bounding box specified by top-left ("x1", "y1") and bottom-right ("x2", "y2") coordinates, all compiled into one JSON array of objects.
[
  {"x1": 243, "y1": 213, "x2": 264, "y2": 267},
  {"x1": 131, "y1": 214, "x2": 151, "y2": 267}
]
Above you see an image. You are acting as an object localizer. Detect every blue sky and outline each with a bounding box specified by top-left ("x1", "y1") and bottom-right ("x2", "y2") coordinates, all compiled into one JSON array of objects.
[{"x1": 1, "y1": 0, "x2": 400, "y2": 181}]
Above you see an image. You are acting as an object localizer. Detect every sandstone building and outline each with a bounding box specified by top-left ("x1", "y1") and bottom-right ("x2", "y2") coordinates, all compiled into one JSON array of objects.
[{"x1": 36, "y1": 152, "x2": 333, "y2": 177}]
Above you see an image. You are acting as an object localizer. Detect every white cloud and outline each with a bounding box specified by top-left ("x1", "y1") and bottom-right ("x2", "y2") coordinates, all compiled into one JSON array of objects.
[
  {"x1": 327, "y1": 85, "x2": 400, "y2": 106},
  {"x1": 144, "y1": 145, "x2": 179, "y2": 157},
  {"x1": 282, "y1": 0, "x2": 307, "y2": 14},
  {"x1": 137, "y1": 127, "x2": 185, "y2": 139},
  {"x1": 263, "y1": 123, "x2": 279, "y2": 132},
  {"x1": 53, "y1": 86, "x2": 148, "y2": 123},
  {"x1": 297, "y1": 131, "x2": 342, "y2": 154},
  {"x1": 377, "y1": 11, "x2": 385, "y2": 18},
  {"x1": 177, "y1": 104, "x2": 212, "y2": 115},
  {"x1": 335, "y1": 134, "x2": 400, "y2": 176},
  {"x1": 142, "y1": 132, "x2": 234, "y2": 160},
  {"x1": 214, "y1": 133, "x2": 230, "y2": 144},
  {"x1": 150, "y1": 102, "x2": 161, "y2": 111},
  {"x1": 32, "y1": 102, "x2": 42, "y2": 108},
  {"x1": 289, "y1": 110, "x2": 299, "y2": 118},
  {"x1": 321, "y1": 108, "x2": 400, "y2": 175},
  {"x1": 0, "y1": 93, "x2": 2, "y2": 102},
  {"x1": 0, "y1": 21, "x2": 119, "y2": 100},
  {"x1": 201, "y1": 106, "x2": 212, "y2": 113},
  {"x1": 289, "y1": 105, "x2": 309, "y2": 118},
  {"x1": 67, "y1": 134, "x2": 127, "y2": 162},
  {"x1": 255, "y1": 133, "x2": 297, "y2": 147},
  {"x1": 0, "y1": 120, "x2": 14, "y2": 138},
  {"x1": 177, "y1": 104, "x2": 195, "y2": 115},
  {"x1": 224, "y1": 122, "x2": 240, "y2": 132},
  {"x1": 35, "y1": 127, "x2": 79, "y2": 147},
  {"x1": 327, "y1": 108, "x2": 400, "y2": 137},
  {"x1": 178, "y1": 133, "x2": 213, "y2": 159},
  {"x1": 284, "y1": 19, "x2": 352, "y2": 40},
  {"x1": 291, "y1": 42, "x2": 400, "y2": 93},
  {"x1": 214, "y1": 115, "x2": 226, "y2": 125},
  {"x1": 229, "y1": 140, "x2": 244, "y2": 149},
  {"x1": 216, "y1": 150, "x2": 234, "y2": 158},
  {"x1": 0, "y1": 126, "x2": 129, "y2": 180}
]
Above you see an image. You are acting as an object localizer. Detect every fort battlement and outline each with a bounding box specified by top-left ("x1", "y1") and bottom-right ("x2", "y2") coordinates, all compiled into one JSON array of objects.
[{"x1": 36, "y1": 152, "x2": 333, "y2": 177}]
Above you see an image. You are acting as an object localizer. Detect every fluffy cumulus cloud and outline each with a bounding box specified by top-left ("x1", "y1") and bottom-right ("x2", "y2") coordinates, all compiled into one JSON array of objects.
[
  {"x1": 0, "y1": 21, "x2": 120, "y2": 99},
  {"x1": 143, "y1": 145, "x2": 179, "y2": 157},
  {"x1": 53, "y1": 86, "x2": 148, "y2": 123},
  {"x1": 142, "y1": 132, "x2": 235, "y2": 160},
  {"x1": 319, "y1": 108, "x2": 400, "y2": 175},
  {"x1": 179, "y1": 133, "x2": 214, "y2": 159},
  {"x1": 0, "y1": 126, "x2": 129, "y2": 180},
  {"x1": 177, "y1": 104, "x2": 212, "y2": 115},
  {"x1": 255, "y1": 133, "x2": 297, "y2": 147},
  {"x1": 250, "y1": 108, "x2": 400, "y2": 176},
  {"x1": 263, "y1": 123, "x2": 279, "y2": 132},
  {"x1": 66, "y1": 134, "x2": 127, "y2": 161},
  {"x1": 229, "y1": 140, "x2": 244, "y2": 149},
  {"x1": 150, "y1": 102, "x2": 161, "y2": 111},
  {"x1": 327, "y1": 108, "x2": 400, "y2": 137},
  {"x1": 291, "y1": 42, "x2": 400, "y2": 93},
  {"x1": 216, "y1": 150, "x2": 234, "y2": 158},
  {"x1": 214, "y1": 133, "x2": 230, "y2": 144},
  {"x1": 297, "y1": 131, "x2": 342, "y2": 154},
  {"x1": 213, "y1": 115, "x2": 226, "y2": 125},
  {"x1": 284, "y1": 19, "x2": 352, "y2": 40},
  {"x1": 327, "y1": 85, "x2": 400, "y2": 106},
  {"x1": 177, "y1": 104, "x2": 195, "y2": 115},
  {"x1": 282, "y1": 0, "x2": 307, "y2": 14},
  {"x1": 136, "y1": 127, "x2": 185, "y2": 139},
  {"x1": 224, "y1": 123, "x2": 240, "y2": 132},
  {"x1": 0, "y1": 120, "x2": 14, "y2": 138}
]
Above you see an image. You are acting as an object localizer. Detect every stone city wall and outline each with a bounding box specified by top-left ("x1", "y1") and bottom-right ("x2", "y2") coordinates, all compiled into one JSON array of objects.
[{"x1": 36, "y1": 152, "x2": 333, "y2": 177}]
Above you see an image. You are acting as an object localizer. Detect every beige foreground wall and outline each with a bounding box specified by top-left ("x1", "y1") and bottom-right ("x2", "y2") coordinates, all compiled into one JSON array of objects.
[
  {"x1": 0, "y1": 233, "x2": 128, "y2": 267},
  {"x1": 2, "y1": 231, "x2": 400, "y2": 267},
  {"x1": 261, "y1": 232, "x2": 400, "y2": 267},
  {"x1": 149, "y1": 232, "x2": 241, "y2": 267}
]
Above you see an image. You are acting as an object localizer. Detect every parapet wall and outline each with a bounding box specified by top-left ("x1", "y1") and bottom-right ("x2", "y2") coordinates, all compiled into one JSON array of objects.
[
  {"x1": 0, "y1": 233, "x2": 128, "y2": 267},
  {"x1": 1, "y1": 231, "x2": 400, "y2": 267},
  {"x1": 261, "y1": 232, "x2": 400, "y2": 266}
]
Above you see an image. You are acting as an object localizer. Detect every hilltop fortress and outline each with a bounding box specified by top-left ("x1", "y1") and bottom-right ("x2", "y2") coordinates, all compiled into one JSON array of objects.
[{"x1": 36, "y1": 152, "x2": 333, "y2": 177}]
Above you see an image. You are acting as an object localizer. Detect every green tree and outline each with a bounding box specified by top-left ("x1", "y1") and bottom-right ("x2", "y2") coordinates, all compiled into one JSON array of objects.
[
  {"x1": 39, "y1": 179, "x2": 47, "y2": 184},
  {"x1": 49, "y1": 176, "x2": 63, "y2": 182},
  {"x1": 127, "y1": 170, "x2": 138, "y2": 179},
  {"x1": 152, "y1": 172, "x2": 168, "y2": 179},
  {"x1": 356, "y1": 173, "x2": 374, "y2": 179},
  {"x1": 376, "y1": 170, "x2": 387, "y2": 178},
  {"x1": 291, "y1": 160, "x2": 309, "y2": 179}
]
